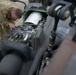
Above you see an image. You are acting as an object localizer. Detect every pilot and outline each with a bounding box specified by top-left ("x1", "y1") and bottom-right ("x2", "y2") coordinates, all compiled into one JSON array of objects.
[{"x1": 0, "y1": 1, "x2": 22, "y2": 40}]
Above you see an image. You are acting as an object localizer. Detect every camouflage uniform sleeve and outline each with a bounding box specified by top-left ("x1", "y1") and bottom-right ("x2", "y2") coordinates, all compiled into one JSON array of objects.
[
  {"x1": 0, "y1": 1, "x2": 16, "y2": 40},
  {"x1": 0, "y1": 14, "x2": 9, "y2": 40},
  {"x1": 0, "y1": 14, "x2": 9, "y2": 26}
]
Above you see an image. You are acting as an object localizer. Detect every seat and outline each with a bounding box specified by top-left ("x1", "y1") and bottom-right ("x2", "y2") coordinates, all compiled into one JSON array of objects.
[
  {"x1": 0, "y1": 39, "x2": 34, "y2": 60},
  {"x1": 0, "y1": 39, "x2": 34, "y2": 75},
  {"x1": 0, "y1": 53, "x2": 33, "y2": 75}
]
